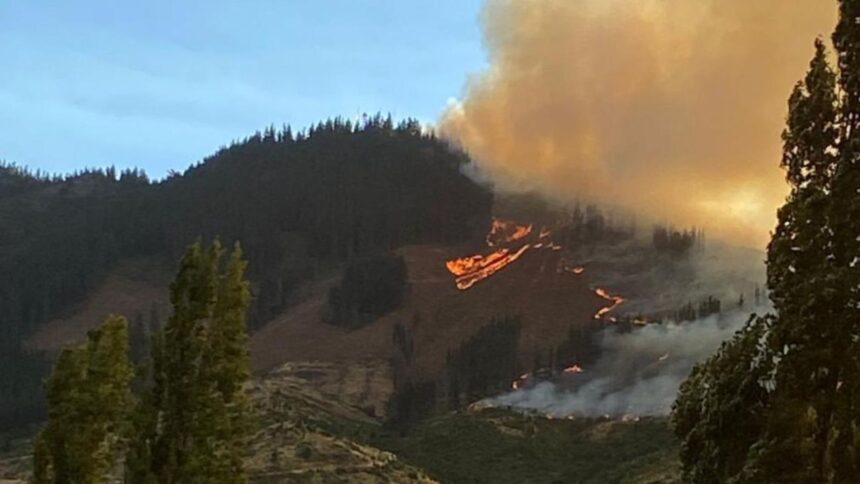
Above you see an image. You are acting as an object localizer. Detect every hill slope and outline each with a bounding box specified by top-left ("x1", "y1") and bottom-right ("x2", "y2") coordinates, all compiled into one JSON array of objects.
[{"x1": 0, "y1": 363, "x2": 679, "y2": 484}]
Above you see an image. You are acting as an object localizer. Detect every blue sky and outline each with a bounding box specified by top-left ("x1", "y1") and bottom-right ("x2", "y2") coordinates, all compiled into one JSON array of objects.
[{"x1": 0, "y1": 1, "x2": 486, "y2": 178}]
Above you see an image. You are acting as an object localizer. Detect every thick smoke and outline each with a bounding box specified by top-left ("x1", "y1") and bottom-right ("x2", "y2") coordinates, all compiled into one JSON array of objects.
[
  {"x1": 485, "y1": 309, "x2": 760, "y2": 417},
  {"x1": 442, "y1": 0, "x2": 837, "y2": 247}
]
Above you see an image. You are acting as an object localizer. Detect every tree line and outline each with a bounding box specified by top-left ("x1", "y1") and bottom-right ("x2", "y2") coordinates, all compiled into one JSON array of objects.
[{"x1": 673, "y1": 3, "x2": 860, "y2": 481}]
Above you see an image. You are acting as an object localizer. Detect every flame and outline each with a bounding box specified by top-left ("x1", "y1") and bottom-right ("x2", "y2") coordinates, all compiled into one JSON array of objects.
[
  {"x1": 447, "y1": 217, "x2": 539, "y2": 290},
  {"x1": 512, "y1": 372, "x2": 531, "y2": 390},
  {"x1": 562, "y1": 364, "x2": 584, "y2": 374},
  {"x1": 486, "y1": 218, "x2": 533, "y2": 247},
  {"x1": 446, "y1": 217, "x2": 613, "y2": 302},
  {"x1": 594, "y1": 288, "x2": 625, "y2": 320},
  {"x1": 448, "y1": 245, "x2": 532, "y2": 290}
]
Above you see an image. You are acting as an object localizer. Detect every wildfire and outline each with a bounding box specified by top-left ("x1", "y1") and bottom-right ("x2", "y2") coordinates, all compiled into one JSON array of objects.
[
  {"x1": 446, "y1": 217, "x2": 614, "y2": 304},
  {"x1": 447, "y1": 217, "x2": 541, "y2": 290},
  {"x1": 562, "y1": 364, "x2": 584, "y2": 374},
  {"x1": 447, "y1": 245, "x2": 532, "y2": 290},
  {"x1": 512, "y1": 373, "x2": 531, "y2": 390},
  {"x1": 486, "y1": 218, "x2": 533, "y2": 247},
  {"x1": 594, "y1": 288, "x2": 625, "y2": 320}
]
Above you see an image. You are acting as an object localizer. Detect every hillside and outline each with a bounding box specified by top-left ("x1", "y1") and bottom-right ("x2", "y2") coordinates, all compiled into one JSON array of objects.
[
  {"x1": 251, "y1": 242, "x2": 606, "y2": 379},
  {"x1": 0, "y1": 363, "x2": 679, "y2": 483},
  {"x1": 0, "y1": 116, "x2": 493, "y2": 429}
]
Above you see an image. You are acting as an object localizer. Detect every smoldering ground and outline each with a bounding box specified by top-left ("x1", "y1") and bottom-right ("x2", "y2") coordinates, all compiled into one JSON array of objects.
[{"x1": 483, "y1": 309, "x2": 764, "y2": 417}]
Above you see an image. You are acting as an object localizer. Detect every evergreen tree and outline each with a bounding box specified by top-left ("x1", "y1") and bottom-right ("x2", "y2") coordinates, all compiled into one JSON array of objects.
[
  {"x1": 202, "y1": 243, "x2": 253, "y2": 481},
  {"x1": 759, "y1": 38, "x2": 842, "y2": 481},
  {"x1": 33, "y1": 315, "x2": 134, "y2": 483},
  {"x1": 127, "y1": 241, "x2": 253, "y2": 483},
  {"x1": 828, "y1": 1, "x2": 860, "y2": 475},
  {"x1": 672, "y1": 315, "x2": 774, "y2": 484}
]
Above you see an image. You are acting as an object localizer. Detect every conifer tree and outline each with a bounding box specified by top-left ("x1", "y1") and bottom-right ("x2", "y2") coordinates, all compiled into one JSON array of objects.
[
  {"x1": 127, "y1": 240, "x2": 253, "y2": 483},
  {"x1": 204, "y1": 244, "x2": 253, "y2": 481},
  {"x1": 828, "y1": 1, "x2": 860, "y2": 475},
  {"x1": 33, "y1": 315, "x2": 134, "y2": 484},
  {"x1": 672, "y1": 316, "x2": 775, "y2": 483},
  {"x1": 758, "y1": 38, "x2": 841, "y2": 481}
]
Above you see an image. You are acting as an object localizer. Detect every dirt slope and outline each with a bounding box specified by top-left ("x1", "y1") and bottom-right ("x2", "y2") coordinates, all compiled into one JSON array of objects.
[
  {"x1": 26, "y1": 242, "x2": 606, "y2": 388},
  {"x1": 251, "y1": 243, "x2": 606, "y2": 380},
  {"x1": 24, "y1": 258, "x2": 171, "y2": 353}
]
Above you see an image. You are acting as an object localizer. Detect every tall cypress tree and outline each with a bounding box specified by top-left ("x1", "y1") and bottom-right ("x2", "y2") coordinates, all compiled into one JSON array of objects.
[
  {"x1": 204, "y1": 243, "x2": 252, "y2": 481},
  {"x1": 759, "y1": 38, "x2": 841, "y2": 481},
  {"x1": 127, "y1": 241, "x2": 253, "y2": 483},
  {"x1": 829, "y1": 1, "x2": 860, "y2": 475},
  {"x1": 33, "y1": 315, "x2": 134, "y2": 484}
]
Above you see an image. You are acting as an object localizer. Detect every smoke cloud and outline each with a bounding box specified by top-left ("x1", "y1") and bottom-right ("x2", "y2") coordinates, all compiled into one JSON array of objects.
[
  {"x1": 441, "y1": 0, "x2": 837, "y2": 247},
  {"x1": 485, "y1": 309, "x2": 759, "y2": 417}
]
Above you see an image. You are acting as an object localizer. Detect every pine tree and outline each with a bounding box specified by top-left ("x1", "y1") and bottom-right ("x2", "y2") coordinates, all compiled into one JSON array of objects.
[
  {"x1": 127, "y1": 241, "x2": 253, "y2": 483},
  {"x1": 759, "y1": 38, "x2": 841, "y2": 482},
  {"x1": 672, "y1": 315, "x2": 775, "y2": 483},
  {"x1": 828, "y1": 1, "x2": 860, "y2": 475},
  {"x1": 33, "y1": 315, "x2": 134, "y2": 483},
  {"x1": 206, "y1": 243, "x2": 253, "y2": 481}
]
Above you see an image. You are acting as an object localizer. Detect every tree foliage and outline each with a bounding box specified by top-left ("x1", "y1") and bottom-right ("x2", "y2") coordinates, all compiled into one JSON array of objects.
[
  {"x1": 127, "y1": 241, "x2": 253, "y2": 484},
  {"x1": 328, "y1": 254, "x2": 409, "y2": 328},
  {"x1": 446, "y1": 316, "x2": 522, "y2": 404},
  {"x1": 33, "y1": 315, "x2": 134, "y2": 484},
  {"x1": 31, "y1": 241, "x2": 254, "y2": 483}
]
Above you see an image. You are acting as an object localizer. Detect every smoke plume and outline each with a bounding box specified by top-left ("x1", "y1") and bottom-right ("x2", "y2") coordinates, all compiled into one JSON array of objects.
[
  {"x1": 441, "y1": 0, "x2": 837, "y2": 247},
  {"x1": 485, "y1": 309, "x2": 759, "y2": 417}
]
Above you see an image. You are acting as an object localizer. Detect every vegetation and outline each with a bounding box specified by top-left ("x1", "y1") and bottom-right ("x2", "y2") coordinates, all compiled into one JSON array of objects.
[
  {"x1": 673, "y1": 4, "x2": 860, "y2": 481},
  {"x1": 33, "y1": 315, "x2": 134, "y2": 483},
  {"x1": 126, "y1": 241, "x2": 253, "y2": 483},
  {"x1": 371, "y1": 409, "x2": 679, "y2": 484},
  {"x1": 445, "y1": 316, "x2": 522, "y2": 406},
  {"x1": 31, "y1": 241, "x2": 255, "y2": 483},
  {"x1": 557, "y1": 203, "x2": 636, "y2": 248},
  {"x1": 327, "y1": 254, "x2": 408, "y2": 328},
  {"x1": 652, "y1": 226, "x2": 703, "y2": 255}
]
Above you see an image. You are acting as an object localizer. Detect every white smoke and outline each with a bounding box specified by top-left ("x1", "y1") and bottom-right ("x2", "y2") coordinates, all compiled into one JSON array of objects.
[{"x1": 485, "y1": 309, "x2": 762, "y2": 417}]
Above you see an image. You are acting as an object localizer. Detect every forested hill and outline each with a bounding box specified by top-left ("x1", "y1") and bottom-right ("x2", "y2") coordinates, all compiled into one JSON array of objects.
[{"x1": 0, "y1": 115, "x2": 492, "y2": 428}]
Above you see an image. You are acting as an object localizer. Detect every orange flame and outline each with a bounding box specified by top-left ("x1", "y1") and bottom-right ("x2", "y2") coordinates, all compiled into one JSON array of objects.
[
  {"x1": 563, "y1": 364, "x2": 584, "y2": 374},
  {"x1": 446, "y1": 217, "x2": 603, "y2": 292},
  {"x1": 447, "y1": 245, "x2": 532, "y2": 290},
  {"x1": 594, "y1": 288, "x2": 625, "y2": 320},
  {"x1": 486, "y1": 218, "x2": 533, "y2": 247}
]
